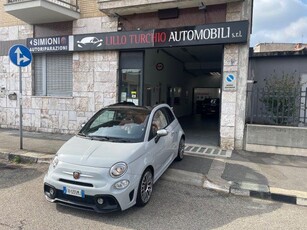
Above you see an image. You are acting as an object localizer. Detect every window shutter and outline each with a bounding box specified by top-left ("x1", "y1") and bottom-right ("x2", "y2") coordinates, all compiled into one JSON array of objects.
[
  {"x1": 46, "y1": 53, "x2": 73, "y2": 97},
  {"x1": 34, "y1": 54, "x2": 44, "y2": 96}
]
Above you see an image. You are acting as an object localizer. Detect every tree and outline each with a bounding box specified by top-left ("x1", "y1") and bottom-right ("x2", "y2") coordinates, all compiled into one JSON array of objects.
[{"x1": 260, "y1": 71, "x2": 301, "y2": 125}]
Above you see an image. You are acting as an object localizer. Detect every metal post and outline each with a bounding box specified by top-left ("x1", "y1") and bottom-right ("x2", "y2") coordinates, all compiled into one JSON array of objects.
[
  {"x1": 19, "y1": 66, "x2": 23, "y2": 149},
  {"x1": 304, "y1": 87, "x2": 307, "y2": 124}
]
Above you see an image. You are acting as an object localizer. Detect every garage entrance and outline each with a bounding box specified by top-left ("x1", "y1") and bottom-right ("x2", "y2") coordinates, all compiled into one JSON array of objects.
[{"x1": 119, "y1": 45, "x2": 223, "y2": 147}]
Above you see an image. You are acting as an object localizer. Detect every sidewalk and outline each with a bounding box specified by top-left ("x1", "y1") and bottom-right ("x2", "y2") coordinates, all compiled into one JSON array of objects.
[{"x1": 1, "y1": 128, "x2": 307, "y2": 206}]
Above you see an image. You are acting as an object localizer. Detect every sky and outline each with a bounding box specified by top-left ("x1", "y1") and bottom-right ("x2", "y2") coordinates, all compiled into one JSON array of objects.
[{"x1": 250, "y1": 0, "x2": 307, "y2": 46}]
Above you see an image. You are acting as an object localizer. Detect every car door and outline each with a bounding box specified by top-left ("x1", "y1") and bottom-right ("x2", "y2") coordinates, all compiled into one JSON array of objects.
[
  {"x1": 147, "y1": 108, "x2": 172, "y2": 179},
  {"x1": 162, "y1": 107, "x2": 180, "y2": 158}
]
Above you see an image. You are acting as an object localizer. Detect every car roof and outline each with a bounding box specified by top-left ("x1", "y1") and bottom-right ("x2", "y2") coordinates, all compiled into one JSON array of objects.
[
  {"x1": 106, "y1": 102, "x2": 173, "y2": 113},
  {"x1": 107, "y1": 102, "x2": 151, "y2": 112}
]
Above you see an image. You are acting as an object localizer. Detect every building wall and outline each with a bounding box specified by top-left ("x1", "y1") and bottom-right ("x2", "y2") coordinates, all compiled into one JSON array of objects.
[
  {"x1": 79, "y1": 0, "x2": 104, "y2": 18},
  {"x1": 220, "y1": 0, "x2": 252, "y2": 150},
  {"x1": 0, "y1": 0, "x2": 25, "y2": 27},
  {"x1": 119, "y1": 5, "x2": 226, "y2": 31},
  {"x1": 249, "y1": 56, "x2": 307, "y2": 85},
  {"x1": 254, "y1": 43, "x2": 307, "y2": 52},
  {"x1": 0, "y1": 8, "x2": 118, "y2": 133}
]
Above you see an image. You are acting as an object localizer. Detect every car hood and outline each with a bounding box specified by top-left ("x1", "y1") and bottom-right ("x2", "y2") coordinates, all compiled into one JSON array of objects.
[{"x1": 57, "y1": 136, "x2": 144, "y2": 168}]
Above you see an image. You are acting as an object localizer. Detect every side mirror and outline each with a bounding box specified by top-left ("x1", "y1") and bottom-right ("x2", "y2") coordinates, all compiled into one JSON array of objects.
[
  {"x1": 155, "y1": 129, "x2": 168, "y2": 143},
  {"x1": 157, "y1": 129, "x2": 168, "y2": 137}
]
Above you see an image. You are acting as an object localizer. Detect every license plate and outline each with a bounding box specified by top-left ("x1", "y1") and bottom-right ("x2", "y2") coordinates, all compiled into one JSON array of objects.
[{"x1": 63, "y1": 187, "x2": 85, "y2": 198}]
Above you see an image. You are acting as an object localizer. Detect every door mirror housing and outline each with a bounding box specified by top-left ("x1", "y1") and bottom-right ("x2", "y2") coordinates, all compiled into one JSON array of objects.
[
  {"x1": 155, "y1": 129, "x2": 168, "y2": 143},
  {"x1": 157, "y1": 129, "x2": 168, "y2": 137}
]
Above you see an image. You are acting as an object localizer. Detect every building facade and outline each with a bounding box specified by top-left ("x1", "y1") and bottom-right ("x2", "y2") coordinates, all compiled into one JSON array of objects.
[{"x1": 0, "y1": 0, "x2": 253, "y2": 150}]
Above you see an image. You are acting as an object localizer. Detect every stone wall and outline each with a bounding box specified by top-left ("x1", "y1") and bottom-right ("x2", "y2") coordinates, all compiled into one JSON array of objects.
[
  {"x1": 0, "y1": 24, "x2": 33, "y2": 130},
  {"x1": 220, "y1": 0, "x2": 252, "y2": 150}
]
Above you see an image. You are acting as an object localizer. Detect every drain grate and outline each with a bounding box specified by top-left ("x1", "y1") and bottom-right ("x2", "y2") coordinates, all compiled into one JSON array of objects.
[{"x1": 184, "y1": 144, "x2": 232, "y2": 158}]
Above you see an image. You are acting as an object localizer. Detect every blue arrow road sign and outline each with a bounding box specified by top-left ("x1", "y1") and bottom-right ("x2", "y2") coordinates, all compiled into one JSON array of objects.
[{"x1": 9, "y1": 44, "x2": 32, "y2": 67}]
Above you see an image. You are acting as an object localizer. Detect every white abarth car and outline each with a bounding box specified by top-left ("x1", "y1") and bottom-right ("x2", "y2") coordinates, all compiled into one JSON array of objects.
[{"x1": 44, "y1": 103, "x2": 185, "y2": 212}]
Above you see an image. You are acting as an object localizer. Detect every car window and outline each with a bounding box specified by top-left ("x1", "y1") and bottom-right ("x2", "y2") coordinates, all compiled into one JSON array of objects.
[
  {"x1": 162, "y1": 107, "x2": 175, "y2": 124},
  {"x1": 153, "y1": 110, "x2": 168, "y2": 130},
  {"x1": 90, "y1": 110, "x2": 115, "y2": 129},
  {"x1": 81, "y1": 108, "x2": 150, "y2": 143},
  {"x1": 149, "y1": 109, "x2": 168, "y2": 140}
]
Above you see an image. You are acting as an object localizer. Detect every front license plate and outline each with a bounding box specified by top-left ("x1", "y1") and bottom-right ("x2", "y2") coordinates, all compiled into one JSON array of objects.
[{"x1": 63, "y1": 187, "x2": 85, "y2": 198}]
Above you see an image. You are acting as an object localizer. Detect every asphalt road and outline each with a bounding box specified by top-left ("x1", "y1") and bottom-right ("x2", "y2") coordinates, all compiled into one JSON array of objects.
[{"x1": 1, "y1": 159, "x2": 307, "y2": 230}]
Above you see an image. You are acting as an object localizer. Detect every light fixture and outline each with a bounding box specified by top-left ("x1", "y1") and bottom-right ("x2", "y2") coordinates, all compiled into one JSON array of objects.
[
  {"x1": 199, "y1": 2, "x2": 206, "y2": 10},
  {"x1": 158, "y1": 8, "x2": 179, "y2": 20},
  {"x1": 117, "y1": 21, "x2": 123, "y2": 31}
]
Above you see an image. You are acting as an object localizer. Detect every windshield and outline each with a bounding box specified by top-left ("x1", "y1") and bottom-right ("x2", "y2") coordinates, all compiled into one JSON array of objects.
[{"x1": 79, "y1": 107, "x2": 150, "y2": 143}]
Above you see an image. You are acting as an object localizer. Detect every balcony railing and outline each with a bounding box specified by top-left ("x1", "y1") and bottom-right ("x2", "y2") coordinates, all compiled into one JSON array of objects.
[
  {"x1": 7, "y1": 0, "x2": 79, "y2": 12},
  {"x1": 5, "y1": 0, "x2": 80, "y2": 24}
]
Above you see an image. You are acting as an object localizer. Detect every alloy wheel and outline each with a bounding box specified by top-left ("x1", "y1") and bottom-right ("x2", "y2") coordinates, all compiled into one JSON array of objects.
[{"x1": 140, "y1": 170, "x2": 153, "y2": 204}]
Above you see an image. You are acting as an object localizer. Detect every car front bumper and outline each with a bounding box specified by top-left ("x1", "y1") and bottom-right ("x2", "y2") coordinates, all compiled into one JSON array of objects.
[
  {"x1": 44, "y1": 183, "x2": 126, "y2": 213},
  {"x1": 43, "y1": 162, "x2": 140, "y2": 213}
]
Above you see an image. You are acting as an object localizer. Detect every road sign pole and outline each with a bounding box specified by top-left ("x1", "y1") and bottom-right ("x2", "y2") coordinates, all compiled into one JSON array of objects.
[
  {"x1": 19, "y1": 66, "x2": 23, "y2": 149},
  {"x1": 8, "y1": 44, "x2": 32, "y2": 150}
]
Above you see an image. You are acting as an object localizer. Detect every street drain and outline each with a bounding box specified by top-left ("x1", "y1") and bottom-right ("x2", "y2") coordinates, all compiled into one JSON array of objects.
[{"x1": 184, "y1": 144, "x2": 232, "y2": 158}]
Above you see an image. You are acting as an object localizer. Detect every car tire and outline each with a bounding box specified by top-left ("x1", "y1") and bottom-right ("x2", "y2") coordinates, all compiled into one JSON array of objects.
[
  {"x1": 175, "y1": 137, "x2": 185, "y2": 161},
  {"x1": 136, "y1": 168, "x2": 153, "y2": 207}
]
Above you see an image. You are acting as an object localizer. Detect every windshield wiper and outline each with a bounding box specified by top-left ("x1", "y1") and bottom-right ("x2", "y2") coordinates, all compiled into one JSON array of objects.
[
  {"x1": 89, "y1": 136, "x2": 110, "y2": 141},
  {"x1": 77, "y1": 132, "x2": 87, "y2": 137},
  {"x1": 108, "y1": 137, "x2": 131, "y2": 143}
]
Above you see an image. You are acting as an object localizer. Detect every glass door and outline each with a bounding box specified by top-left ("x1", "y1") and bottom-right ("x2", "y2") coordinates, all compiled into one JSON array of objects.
[
  {"x1": 120, "y1": 69, "x2": 141, "y2": 105},
  {"x1": 119, "y1": 52, "x2": 143, "y2": 105}
]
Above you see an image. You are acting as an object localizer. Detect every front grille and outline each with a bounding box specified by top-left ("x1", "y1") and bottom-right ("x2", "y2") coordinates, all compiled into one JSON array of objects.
[
  {"x1": 59, "y1": 178, "x2": 93, "y2": 187},
  {"x1": 57, "y1": 190, "x2": 96, "y2": 205}
]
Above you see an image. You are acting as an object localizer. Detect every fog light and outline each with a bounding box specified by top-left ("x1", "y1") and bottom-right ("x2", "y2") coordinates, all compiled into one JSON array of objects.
[
  {"x1": 114, "y1": 180, "x2": 130, "y2": 189},
  {"x1": 97, "y1": 198, "x2": 104, "y2": 205},
  {"x1": 48, "y1": 187, "x2": 56, "y2": 199}
]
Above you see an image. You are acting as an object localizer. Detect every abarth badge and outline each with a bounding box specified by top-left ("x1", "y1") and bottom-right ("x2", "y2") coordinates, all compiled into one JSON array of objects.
[{"x1": 73, "y1": 171, "x2": 81, "y2": 180}]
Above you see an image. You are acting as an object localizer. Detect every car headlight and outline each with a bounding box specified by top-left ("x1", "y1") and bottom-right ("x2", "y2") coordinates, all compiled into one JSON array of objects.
[
  {"x1": 52, "y1": 156, "x2": 59, "y2": 169},
  {"x1": 110, "y1": 162, "x2": 128, "y2": 178}
]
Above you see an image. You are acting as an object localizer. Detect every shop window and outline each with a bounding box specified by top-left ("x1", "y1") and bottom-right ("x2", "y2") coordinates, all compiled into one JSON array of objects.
[{"x1": 33, "y1": 53, "x2": 73, "y2": 97}]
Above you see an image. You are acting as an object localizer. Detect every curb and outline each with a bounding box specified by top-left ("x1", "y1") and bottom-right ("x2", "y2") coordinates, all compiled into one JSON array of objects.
[
  {"x1": 164, "y1": 169, "x2": 307, "y2": 207},
  {"x1": 228, "y1": 181, "x2": 307, "y2": 207},
  {"x1": 0, "y1": 151, "x2": 53, "y2": 164}
]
